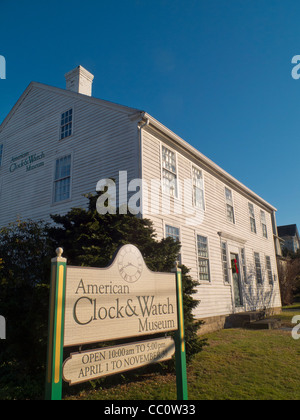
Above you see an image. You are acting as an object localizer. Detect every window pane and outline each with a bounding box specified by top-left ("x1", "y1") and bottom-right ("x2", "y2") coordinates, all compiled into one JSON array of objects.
[
  {"x1": 60, "y1": 109, "x2": 73, "y2": 139},
  {"x1": 197, "y1": 235, "x2": 210, "y2": 281},
  {"x1": 193, "y1": 167, "x2": 205, "y2": 209},
  {"x1": 250, "y1": 217, "x2": 256, "y2": 233},
  {"x1": 227, "y1": 204, "x2": 235, "y2": 223},
  {"x1": 248, "y1": 203, "x2": 255, "y2": 218},
  {"x1": 162, "y1": 146, "x2": 176, "y2": 173},
  {"x1": 266, "y1": 256, "x2": 273, "y2": 284},
  {"x1": 254, "y1": 252, "x2": 262, "y2": 284},
  {"x1": 225, "y1": 188, "x2": 233, "y2": 204},
  {"x1": 54, "y1": 155, "x2": 71, "y2": 202},
  {"x1": 166, "y1": 225, "x2": 180, "y2": 242},
  {"x1": 221, "y1": 242, "x2": 229, "y2": 283},
  {"x1": 162, "y1": 169, "x2": 177, "y2": 196}
]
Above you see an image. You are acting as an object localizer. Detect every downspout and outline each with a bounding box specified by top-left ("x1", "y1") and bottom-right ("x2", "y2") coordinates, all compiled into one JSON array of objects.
[{"x1": 137, "y1": 117, "x2": 149, "y2": 219}]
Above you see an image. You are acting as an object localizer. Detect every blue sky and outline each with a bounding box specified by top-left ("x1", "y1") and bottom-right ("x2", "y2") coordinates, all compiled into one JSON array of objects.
[{"x1": 0, "y1": 0, "x2": 299, "y2": 228}]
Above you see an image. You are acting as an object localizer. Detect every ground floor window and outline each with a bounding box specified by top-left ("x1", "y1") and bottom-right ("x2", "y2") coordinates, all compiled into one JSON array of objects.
[
  {"x1": 53, "y1": 155, "x2": 72, "y2": 203},
  {"x1": 265, "y1": 256, "x2": 273, "y2": 284},
  {"x1": 221, "y1": 242, "x2": 229, "y2": 283},
  {"x1": 254, "y1": 252, "x2": 262, "y2": 284},
  {"x1": 165, "y1": 224, "x2": 181, "y2": 265},
  {"x1": 197, "y1": 235, "x2": 210, "y2": 281}
]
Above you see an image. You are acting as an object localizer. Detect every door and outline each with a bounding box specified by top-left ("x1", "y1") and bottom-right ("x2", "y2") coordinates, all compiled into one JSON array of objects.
[{"x1": 230, "y1": 253, "x2": 243, "y2": 307}]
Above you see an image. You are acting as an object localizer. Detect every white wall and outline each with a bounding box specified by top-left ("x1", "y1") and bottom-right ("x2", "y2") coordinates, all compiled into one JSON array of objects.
[{"x1": 141, "y1": 126, "x2": 282, "y2": 319}]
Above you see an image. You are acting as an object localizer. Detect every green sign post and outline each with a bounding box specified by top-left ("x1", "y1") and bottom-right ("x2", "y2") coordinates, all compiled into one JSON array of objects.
[
  {"x1": 45, "y1": 249, "x2": 67, "y2": 400},
  {"x1": 45, "y1": 247, "x2": 188, "y2": 401},
  {"x1": 173, "y1": 265, "x2": 188, "y2": 400}
]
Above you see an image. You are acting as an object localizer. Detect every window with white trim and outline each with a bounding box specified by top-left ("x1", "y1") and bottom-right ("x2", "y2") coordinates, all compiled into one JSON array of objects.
[
  {"x1": 60, "y1": 109, "x2": 73, "y2": 140},
  {"x1": 254, "y1": 252, "x2": 262, "y2": 284},
  {"x1": 240, "y1": 248, "x2": 247, "y2": 283},
  {"x1": 248, "y1": 203, "x2": 256, "y2": 233},
  {"x1": 162, "y1": 146, "x2": 178, "y2": 197},
  {"x1": 53, "y1": 155, "x2": 71, "y2": 203},
  {"x1": 165, "y1": 225, "x2": 181, "y2": 265},
  {"x1": 221, "y1": 242, "x2": 229, "y2": 283},
  {"x1": 265, "y1": 256, "x2": 273, "y2": 284},
  {"x1": 197, "y1": 235, "x2": 210, "y2": 281},
  {"x1": 225, "y1": 187, "x2": 235, "y2": 223},
  {"x1": 261, "y1": 211, "x2": 268, "y2": 238},
  {"x1": 192, "y1": 166, "x2": 205, "y2": 210},
  {"x1": 0, "y1": 144, "x2": 3, "y2": 167}
]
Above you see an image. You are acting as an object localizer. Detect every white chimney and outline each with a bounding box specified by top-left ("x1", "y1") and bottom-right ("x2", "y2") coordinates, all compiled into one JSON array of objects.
[{"x1": 65, "y1": 65, "x2": 94, "y2": 96}]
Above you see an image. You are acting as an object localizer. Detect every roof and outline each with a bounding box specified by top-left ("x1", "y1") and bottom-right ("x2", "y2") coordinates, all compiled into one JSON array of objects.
[
  {"x1": 0, "y1": 81, "x2": 144, "y2": 133},
  {"x1": 0, "y1": 81, "x2": 277, "y2": 213},
  {"x1": 278, "y1": 224, "x2": 300, "y2": 239}
]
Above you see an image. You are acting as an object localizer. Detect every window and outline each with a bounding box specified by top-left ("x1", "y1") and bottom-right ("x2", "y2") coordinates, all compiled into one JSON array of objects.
[
  {"x1": 221, "y1": 242, "x2": 229, "y2": 283},
  {"x1": 197, "y1": 235, "x2": 210, "y2": 281},
  {"x1": 53, "y1": 155, "x2": 71, "y2": 203},
  {"x1": 165, "y1": 225, "x2": 181, "y2": 264},
  {"x1": 0, "y1": 144, "x2": 3, "y2": 167},
  {"x1": 261, "y1": 211, "x2": 268, "y2": 238},
  {"x1": 254, "y1": 252, "x2": 262, "y2": 284},
  {"x1": 240, "y1": 248, "x2": 247, "y2": 283},
  {"x1": 192, "y1": 166, "x2": 205, "y2": 210},
  {"x1": 265, "y1": 256, "x2": 273, "y2": 284},
  {"x1": 225, "y1": 187, "x2": 235, "y2": 223},
  {"x1": 60, "y1": 109, "x2": 73, "y2": 139},
  {"x1": 248, "y1": 203, "x2": 256, "y2": 233},
  {"x1": 162, "y1": 146, "x2": 178, "y2": 197}
]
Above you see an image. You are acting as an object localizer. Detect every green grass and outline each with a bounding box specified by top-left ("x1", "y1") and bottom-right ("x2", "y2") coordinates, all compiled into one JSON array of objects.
[{"x1": 65, "y1": 321, "x2": 300, "y2": 400}]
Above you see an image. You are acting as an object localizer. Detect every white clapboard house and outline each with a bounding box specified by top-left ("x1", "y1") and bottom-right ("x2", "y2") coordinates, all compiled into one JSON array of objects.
[{"x1": 0, "y1": 66, "x2": 282, "y2": 330}]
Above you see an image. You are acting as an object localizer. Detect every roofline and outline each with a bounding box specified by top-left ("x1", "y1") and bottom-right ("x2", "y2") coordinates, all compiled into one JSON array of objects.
[
  {"x1": 0, "y1": 83, "x2": 277, "y2": 213},
  {"x1": 0, "y1": 81, "x2": 143, "y2": 133},
  {"x1": 141, "y1": 112, "x2": 277, "y2": 213}
]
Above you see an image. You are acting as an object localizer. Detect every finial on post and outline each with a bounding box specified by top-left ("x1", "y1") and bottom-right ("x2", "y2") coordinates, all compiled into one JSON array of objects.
[
  {"x1": 52, "y1": 247, "x2": 66, "y2": 263},
  {"x1": 172, "y1": 260, "x2": 181, "y2": 273},
  {"x1": 56, "y1": 248, "x2": 63, "y2": 258}
]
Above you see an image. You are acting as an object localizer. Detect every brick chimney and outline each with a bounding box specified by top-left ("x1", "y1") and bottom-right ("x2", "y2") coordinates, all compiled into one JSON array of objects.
[{"x1": 65, "y1": 65, "x2": 94, "y2": 96}]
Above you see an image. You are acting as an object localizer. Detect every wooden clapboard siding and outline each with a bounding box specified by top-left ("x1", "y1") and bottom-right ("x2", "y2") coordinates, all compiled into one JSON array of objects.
[
  {"x1": 0, "y1": 81, "x2": 282, "y2": 321},
  {"x1": 0, "y1": 83, "x2": 140, "y2": 227},
  {"x1": 141, "y1": 125, "x2": 281, "y2": 319}
]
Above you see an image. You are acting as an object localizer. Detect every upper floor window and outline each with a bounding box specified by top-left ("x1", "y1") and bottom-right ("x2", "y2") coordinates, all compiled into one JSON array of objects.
[
  {"x1": 260, "y1": 211, "x2": 268, "y2": 238},
  {"x1": 192, "y1": 166, "x2": 205, "y2": 210},
  {"x1": 197, "y1": 235, "x2": 210, "y2": 281},
  {"x1": 53, "y1": 155, "x2": 72, "y2": 203},
  {"x1": 0, "y1": 144, "x2": 3, "y2": 167},
  {"x1": 248, "y1": 203, "x2": 257, "y2": 233},
  {"x1": 162, "y1": 146, "x2": 178, "y2": 198},
  {"x1": 60, "y1": 109, "x2": 73, "y2": 140},
  {"x1": 265, "y1": 256, "x2": 273, "y2": 284},
  {"x1": 225, "y1": 187, "x2": 235, "y2": 223}
]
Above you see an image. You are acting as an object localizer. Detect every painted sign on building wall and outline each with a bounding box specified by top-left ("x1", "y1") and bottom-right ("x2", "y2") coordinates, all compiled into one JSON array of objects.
[{"x1": 9, "y1": 151, "x2": 45, "y2": 173}]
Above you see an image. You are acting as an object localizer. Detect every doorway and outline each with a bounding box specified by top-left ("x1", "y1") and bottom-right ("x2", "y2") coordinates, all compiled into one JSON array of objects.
[{"x1": 230, "y1": 253, "x2": 243, "y2": 307}]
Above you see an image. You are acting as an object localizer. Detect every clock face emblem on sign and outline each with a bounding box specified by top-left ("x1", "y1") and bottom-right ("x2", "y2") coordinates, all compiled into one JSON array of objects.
[{"x1": 117, "y1": 245, "x2": 143, "y2": 283}]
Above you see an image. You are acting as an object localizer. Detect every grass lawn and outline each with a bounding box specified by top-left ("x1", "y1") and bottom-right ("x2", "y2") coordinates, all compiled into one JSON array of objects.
[{"x1": 65, "y1": 311, "x2": 300, "y2": 400}]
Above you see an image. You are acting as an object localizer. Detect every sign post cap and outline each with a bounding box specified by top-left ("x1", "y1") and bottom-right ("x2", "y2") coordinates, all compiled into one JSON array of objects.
[{"x1": 56, "y1": 247, "x2": 64, "y2": 258}]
